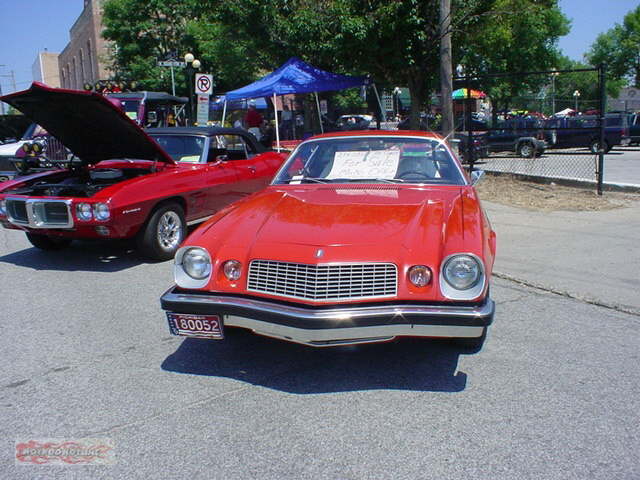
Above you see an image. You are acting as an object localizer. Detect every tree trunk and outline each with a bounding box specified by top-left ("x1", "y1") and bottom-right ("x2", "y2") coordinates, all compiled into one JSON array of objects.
[
  {"x1": 408, "y1": 75, "x2": 424, "y2": 130},
  {"x1": 439, "y1": 0, "x2": 453, "y2": 138}
]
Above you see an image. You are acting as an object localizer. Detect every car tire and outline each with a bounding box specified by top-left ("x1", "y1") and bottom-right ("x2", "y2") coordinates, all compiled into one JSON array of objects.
[
  {"x1": 137, "y1": 202, "x2": 186, "y2": 261},
  {"x1": 452, "y1": 327, "x2": 487, "y2": 351},
  {"x1": 590, "y1": 139, "x2": 609, "y2": 154},
  {"x1": 26, "y1": 233, "x2": 72, "y2": 251},
  {"x1": 517, "y1": 142, "x2": 535, "y2": 158}
]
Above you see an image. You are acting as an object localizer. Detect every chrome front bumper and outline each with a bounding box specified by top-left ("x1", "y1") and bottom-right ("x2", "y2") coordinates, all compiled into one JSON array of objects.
[{"x1": 160, "y1": 287, "x2": 495, "y2": 347}]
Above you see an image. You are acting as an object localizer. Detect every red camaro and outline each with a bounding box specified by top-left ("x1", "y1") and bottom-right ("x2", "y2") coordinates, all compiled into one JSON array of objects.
[
  {"x1": 0, "y1": 83, "x2": 286, "y2": 260},
  {"x1": 161, "y1": 131, "x2": 496, "y2": 349}
]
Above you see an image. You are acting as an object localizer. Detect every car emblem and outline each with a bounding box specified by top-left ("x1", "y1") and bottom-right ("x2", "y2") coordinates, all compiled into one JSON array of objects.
[{"x1": 315, "y1": 249, "x2": 324, "y2": 258}]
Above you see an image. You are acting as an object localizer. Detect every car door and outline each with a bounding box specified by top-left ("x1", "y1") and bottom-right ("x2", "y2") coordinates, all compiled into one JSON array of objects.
[{"x1": 216, "y1": 134, "x2": 277, "y2": 197}]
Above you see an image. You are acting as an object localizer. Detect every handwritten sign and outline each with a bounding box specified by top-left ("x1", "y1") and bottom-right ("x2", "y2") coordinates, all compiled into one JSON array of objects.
[{"x1": 326, "y1": 150, "x2": 400, "y2": 179}]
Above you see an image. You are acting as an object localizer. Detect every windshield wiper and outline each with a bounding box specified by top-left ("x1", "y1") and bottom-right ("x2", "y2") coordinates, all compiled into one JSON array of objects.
[{"x1": 347, "y1": 178, "x2": 405, "y2": 184}]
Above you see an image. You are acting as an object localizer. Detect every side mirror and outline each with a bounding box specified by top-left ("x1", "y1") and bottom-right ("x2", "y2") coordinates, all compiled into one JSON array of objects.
[
  {"x1": 216, "y1": 155, "x2": 229, "y2": 163},
  {"x1": 148, "y1": 111, "x2": 158, "y2": 123},
  {"x1": 470, "y1": 169, "x2": 485, "y2": 185}
]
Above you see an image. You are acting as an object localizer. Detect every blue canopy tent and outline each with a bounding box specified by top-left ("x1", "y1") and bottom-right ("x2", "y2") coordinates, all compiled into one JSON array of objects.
[{"x1": 221, "y1": 57, "x2": 383, "y2": 149}]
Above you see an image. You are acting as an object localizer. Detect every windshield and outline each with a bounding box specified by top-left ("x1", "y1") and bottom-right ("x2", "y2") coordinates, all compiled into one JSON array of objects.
[
  {"x1": 273, "y1": 136, "x2": 465, "y2": 185},
  {"x1": 149, "y1": 134, "x2": 206, "y2": 163}
]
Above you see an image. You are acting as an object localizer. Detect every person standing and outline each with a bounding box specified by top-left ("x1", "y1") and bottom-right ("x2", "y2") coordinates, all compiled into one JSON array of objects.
[{"x1": 244, "y1": 101, "x2": 263, "y2": 139}]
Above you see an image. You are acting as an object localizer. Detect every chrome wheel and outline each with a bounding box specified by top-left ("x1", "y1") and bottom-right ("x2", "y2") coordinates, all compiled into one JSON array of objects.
[{"x1": 157, "y1": 211, "x2": 182, "y2": 251}]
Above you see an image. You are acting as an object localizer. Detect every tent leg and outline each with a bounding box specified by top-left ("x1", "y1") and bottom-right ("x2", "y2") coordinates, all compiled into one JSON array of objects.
[
  {"x1": 222, "y1": 100, "x2": 227, "y2": 127},
  {"x1": 314, "y1": 92, "x2": 324, "y2": 134},
  {"x1": 372, "y1": 84, "x2": 386, "y2": 123},
  {"x1": 273, "y1": 92, "x2": 280, "y2": 152}
]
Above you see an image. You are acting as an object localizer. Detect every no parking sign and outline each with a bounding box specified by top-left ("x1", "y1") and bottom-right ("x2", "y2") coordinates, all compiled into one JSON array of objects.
[{"x1": 195, "y1": 74, "x2": 214, "y2": 95}]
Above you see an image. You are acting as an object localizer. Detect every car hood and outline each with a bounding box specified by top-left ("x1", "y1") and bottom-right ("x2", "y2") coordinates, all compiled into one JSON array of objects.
[
  {"x1": 0, "y1": 83, "x2": 174, "y2": 165},
  {"x1": 190, "y1": 185, "x2": 469, "y2": 263}
]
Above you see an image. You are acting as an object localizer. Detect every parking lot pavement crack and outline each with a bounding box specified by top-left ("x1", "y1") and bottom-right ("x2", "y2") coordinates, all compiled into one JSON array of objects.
[
  {"x1": 78, "y1": 361, "x2": 319, "y2": 438},
  {"x1": 493, "y1": 270, "x2": 640, "y2": 318}
]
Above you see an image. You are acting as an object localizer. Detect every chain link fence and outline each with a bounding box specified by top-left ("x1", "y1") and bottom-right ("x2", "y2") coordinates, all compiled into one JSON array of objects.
[{"x1": 454, "y1": 67, "x2": 609, "y2": 193}]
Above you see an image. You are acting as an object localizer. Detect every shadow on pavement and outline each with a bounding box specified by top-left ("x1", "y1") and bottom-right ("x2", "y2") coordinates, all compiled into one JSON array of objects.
[
  {"x1": 161, "y1": 329, "x2": 470, "y2": 394},
  {"x1": 0, "y1": 239, "x2": 152, "y2": 272}
]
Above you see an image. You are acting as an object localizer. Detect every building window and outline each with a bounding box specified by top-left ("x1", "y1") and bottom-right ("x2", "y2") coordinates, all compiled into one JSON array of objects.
[
  {"x1": 80, "y1": 49, "x2": 86, "y2": 83},
  {"x1": 87, "y1": 40, "x2": 94, "y2": 81}
]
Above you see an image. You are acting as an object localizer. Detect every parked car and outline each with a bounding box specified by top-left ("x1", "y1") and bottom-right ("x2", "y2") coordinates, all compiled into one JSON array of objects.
[
  {"x1": 485, "y1": 116, "x2": 546, "y2": 157},
  {"x1": 0, "y1": 83, "x2": 286, "y2": 260},
  {"x1": 336, "y1": 114, "x2": 372, "y2": 131},
  {"x1": 625, "y1": 112, "x2": 640, "y2": 146},
  {"x1": 106, "y1": 91, "x2": 189, "y2": 127},
  {"x1": 160, "y1": 130, "x2": 496, "y2": 349},
  {"x1": 454, "y1": 131, "x2": 489, "y2": 164},
  {"x1": 544, "y1": 113, "x2": 630, "y2": 153}
]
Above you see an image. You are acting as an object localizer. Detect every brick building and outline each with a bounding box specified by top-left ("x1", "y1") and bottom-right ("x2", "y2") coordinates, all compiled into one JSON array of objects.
[
  {"x1": 32, "y1": 51, "x2": 61, "y2": 88},
  {"x1": 58, "y1": 0, "x2": 111, "y2": 90}
]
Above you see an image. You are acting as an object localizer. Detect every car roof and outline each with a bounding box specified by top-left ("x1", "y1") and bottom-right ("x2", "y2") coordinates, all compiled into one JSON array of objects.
[
  {"x1": 308, "y1": 129, "x2": 444, "y2": 140},
  {"x1": 147, "y1": 126, "x2": 253, "y2": 136}
]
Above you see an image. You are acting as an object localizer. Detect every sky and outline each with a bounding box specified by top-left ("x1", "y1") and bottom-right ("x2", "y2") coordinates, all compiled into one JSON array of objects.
[{"x1": 0, "y1": 0, "x2": 638, "y2": 97}]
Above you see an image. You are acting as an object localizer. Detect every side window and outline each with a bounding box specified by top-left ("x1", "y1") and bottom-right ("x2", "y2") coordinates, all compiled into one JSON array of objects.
[
  {"x1": 218, "y1": 135, "x2": 255, "y2": 160},
  {"x1": 152, "y1": 135, "x2": 205, "y2": 163}
]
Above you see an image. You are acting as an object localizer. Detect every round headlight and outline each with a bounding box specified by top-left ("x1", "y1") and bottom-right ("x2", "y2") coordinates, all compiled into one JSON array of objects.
[
  {"x1": 32, "y1": 142, "x2": 43, "y2": 154},
  {"x1": 443, "y1": 255, "x2": 482, "y2": 290},
  {"x1": 22, "y1": 143, "x2": 32, "y2": 153},
  {"x1": 182, "y1": 247, "x2": 211, "y2": 280},
  {"x1": 408, "y1": 265, "x2": 432, "y2": 287},
  {"x1": 223, "y1": 260, "x2": 242, "y2": 281},
  {"x1": 94, "y1": 203, "x2": 110, "y2": 221},
  {"x1": 76, "y1": 203, "x2": 93, "y2": 221}
]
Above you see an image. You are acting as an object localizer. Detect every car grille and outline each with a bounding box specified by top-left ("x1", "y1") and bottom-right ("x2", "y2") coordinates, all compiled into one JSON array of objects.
[
  {"x1": 247, "y1": 260, "x2": 397, "y2": 302},
  {"x1": 6, "y1": 199, "x2": 28, "y2": 223},
  {"x1": 5, "y1": 198, "x2": 72, "y2": 228}
]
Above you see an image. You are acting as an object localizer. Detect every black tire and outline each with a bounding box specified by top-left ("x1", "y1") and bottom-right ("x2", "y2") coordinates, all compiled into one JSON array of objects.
[
  {"x1": 26, "y1": 233, "x2": 72, "y2": 251},
  {"x1": 590, "y1": 139, "x2": 609, "y2": 154},
  {"x1": 517, "y1": 142, "x2": 535, "y2": 158},
  {"x1": 136, "y1": 202, "x2": 186, "y2": 261},
  {"x1": 452, "y1": 328, "x2": 487, "y2": 351}
]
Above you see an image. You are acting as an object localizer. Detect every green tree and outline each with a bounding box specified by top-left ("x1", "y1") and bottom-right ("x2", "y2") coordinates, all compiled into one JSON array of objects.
[
  {"x1": 102, "y1": 0, "x2": 201, "y2": 92},
  {"x1": 586, "y1": 5, "x2": 640, "y2": 88},
  {"x1": 457, "y1": 0, "x2": 570, "y2": 120}
]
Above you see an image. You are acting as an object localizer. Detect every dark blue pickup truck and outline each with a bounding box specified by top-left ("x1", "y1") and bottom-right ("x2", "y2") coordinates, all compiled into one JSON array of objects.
[{"x1": 544, "y1": 114, "x2": 630, "y2": 153}]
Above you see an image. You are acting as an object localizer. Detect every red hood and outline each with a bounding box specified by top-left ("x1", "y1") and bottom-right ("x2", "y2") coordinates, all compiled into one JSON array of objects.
[
  {"x1": 0, "y1": 83, "x2": 174, "y2": 165},
  {"x1": 190, "y1": 185, "x2": 468, "y2": 264}
]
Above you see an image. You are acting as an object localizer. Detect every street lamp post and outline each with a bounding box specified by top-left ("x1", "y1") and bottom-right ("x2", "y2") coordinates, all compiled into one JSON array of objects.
[
  {"x1": 573, "y1": 90, "x2": 581, "y2": 113},
  {"x1": 550, "y1": 71, "x2": 559, "y2": 115},
  {"x1": 184, "y1": 53, "x2": 201, "y2": 125}
]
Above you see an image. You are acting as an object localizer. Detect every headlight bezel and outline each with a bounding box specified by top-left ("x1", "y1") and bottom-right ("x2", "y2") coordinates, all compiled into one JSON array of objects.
[
  {"x1": 93, "y1": 203, "x2": 110, "y2": 221},
  {"x1": 439, "y1": 253, "x2": 485, "y2": 300},
  {"x1": 76, "y1": 203, "x2": 93, "y2": 221},
  {"x1": 175, "y1": 246, "x2": 212, "y2": 288}
]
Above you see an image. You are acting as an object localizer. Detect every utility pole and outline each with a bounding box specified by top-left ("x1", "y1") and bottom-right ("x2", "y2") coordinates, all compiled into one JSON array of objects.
[{"x1": 439, "y1": 0, "x2": 453, "y2": 139}]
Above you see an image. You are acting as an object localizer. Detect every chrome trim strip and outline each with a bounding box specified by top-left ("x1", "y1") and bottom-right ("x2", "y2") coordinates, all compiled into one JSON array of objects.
[
  {"x1": 224, "y1": 316, "x2": 485, "y2": 347},
  {"x1": 186, "y1": 214, "x2": 213, "y2": 226},
  {"x1": 5, "y1": 197, "x2": 74, "y2": 229},
  {"x1": 162, "y1": 289, "x2": 494, "y2": 322}
]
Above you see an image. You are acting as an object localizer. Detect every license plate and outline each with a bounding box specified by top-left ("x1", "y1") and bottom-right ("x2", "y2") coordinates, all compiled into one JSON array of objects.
[{"x1": 166, "y1": 313, "x2": 223, "y2": 339}]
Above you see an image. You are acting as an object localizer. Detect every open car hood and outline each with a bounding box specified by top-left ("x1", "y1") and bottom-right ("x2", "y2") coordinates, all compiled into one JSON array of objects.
[{"x1": 0, "y1": 83, "x2": 175, "y2": 165}]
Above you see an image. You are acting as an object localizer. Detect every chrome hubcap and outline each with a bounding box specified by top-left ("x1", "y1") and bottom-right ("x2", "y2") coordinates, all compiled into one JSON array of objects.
[{"x1": 157, "y1": 211, "x2": 182, "y2": 251}]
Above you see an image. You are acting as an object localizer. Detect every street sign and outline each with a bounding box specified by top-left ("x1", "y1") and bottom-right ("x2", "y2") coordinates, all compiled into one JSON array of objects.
[
  {"x1": 157, "y1": 61, "x2": 186, "y2": 67},
  {"x1": 195, "y1": 73, "x2": 214, "y2": 95},
  {"x1": 197, "y1": 94, "x2": 210, "y2": 125}
]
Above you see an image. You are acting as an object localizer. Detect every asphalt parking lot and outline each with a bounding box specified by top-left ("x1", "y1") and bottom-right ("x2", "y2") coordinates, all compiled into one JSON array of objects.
[{"x1": 1, "y1": 195, "x2": 639, "y2": 479}]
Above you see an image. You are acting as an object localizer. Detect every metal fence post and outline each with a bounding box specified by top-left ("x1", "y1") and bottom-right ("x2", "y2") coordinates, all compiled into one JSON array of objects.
[
  {"x1": 466, "y1": 75, "x2": 474, "y2": 172},
  {"x1": 597, "y1": 64, "x2": 606, "y2": 196}
]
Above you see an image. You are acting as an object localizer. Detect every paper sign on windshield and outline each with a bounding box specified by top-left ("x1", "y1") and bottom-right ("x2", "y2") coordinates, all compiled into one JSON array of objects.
[{"x1": 326, "y1": 150, "x2": 400, "y2": 179}]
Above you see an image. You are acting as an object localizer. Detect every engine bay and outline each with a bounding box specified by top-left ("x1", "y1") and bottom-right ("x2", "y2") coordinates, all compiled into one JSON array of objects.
[{"x1": 5, "y1": 167, "x2": 152, "y2": 197}]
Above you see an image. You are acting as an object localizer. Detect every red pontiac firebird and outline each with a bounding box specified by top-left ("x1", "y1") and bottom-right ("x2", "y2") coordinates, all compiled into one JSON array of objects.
[
  {"x1": 0, "y1": 83, "x2": 286, "y2": 260},
  {"x1": 160, "y1": 130, "x2": 497, "y2": 349}
]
